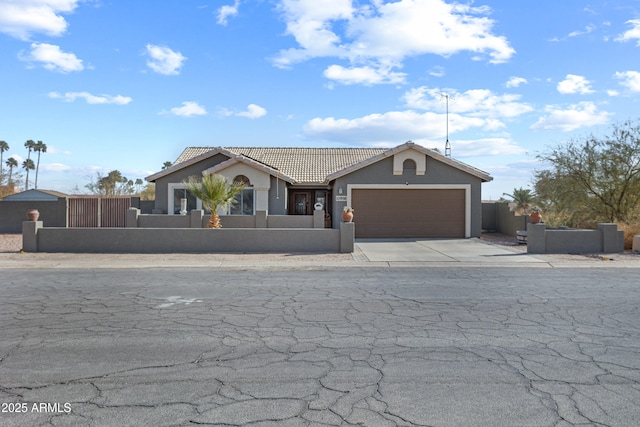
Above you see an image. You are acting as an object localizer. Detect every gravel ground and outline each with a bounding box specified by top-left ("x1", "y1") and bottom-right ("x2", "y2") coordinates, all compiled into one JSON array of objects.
[{"x1": 0, "y1": 234, "x2": 21, "y2": 253}]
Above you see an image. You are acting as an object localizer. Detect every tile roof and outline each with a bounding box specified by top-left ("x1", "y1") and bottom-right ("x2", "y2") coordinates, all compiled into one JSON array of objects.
[{"x1": 175, "y1": 147, "x2": 387, "y2": 184}]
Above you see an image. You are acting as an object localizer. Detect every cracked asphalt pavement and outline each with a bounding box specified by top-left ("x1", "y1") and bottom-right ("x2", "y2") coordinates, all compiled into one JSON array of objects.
[{"x1": 1, "y1": 266, "x2": 639, "y2": 426}]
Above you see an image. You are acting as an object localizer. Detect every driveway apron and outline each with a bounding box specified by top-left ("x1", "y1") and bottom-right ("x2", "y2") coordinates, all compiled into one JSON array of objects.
[{"x1": 355, "y1": 238, "x2": 545, "y2": 264}]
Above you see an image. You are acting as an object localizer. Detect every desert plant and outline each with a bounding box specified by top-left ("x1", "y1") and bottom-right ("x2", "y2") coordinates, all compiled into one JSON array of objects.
[{"x1": 182, "y1": 174, "x2": 246, "y2": 228}]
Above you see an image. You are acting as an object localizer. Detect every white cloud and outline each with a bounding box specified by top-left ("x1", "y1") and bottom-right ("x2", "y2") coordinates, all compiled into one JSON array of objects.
[
  {"x1": 615, "y1": 70, "x2": 640, "y2": 92},
  {"x1": 303, "y1": 110, "x2": 525, "y2": 156},
  {"x1": 323, "y1": 64, "x2": 406, "y2": 85},
  {"x1": 42, "y1": 162, "x2": 73, "y2": 172},
  {"x1": 428, "y1": 66, "x2": 445, "y2": 77},
  {"x1": 20, "y1": 42, "x2": 83, "y2": 73},
  {"x1": 145, "y1": 44, "x2": 187, "y2": 75},
  {"x1": 0, "y1": 0, "x2": 80, "y2": 40},
  {"x1": 273, "y1": 0, "x2": 514, "y2": 85},
  {"x1": 615, "y1": 19, "x2": 640, "y2": 46},
  {"x1": 557, "y1": 74, "x2": 594, "y2": 94},
  {"x1": 236, "y1": 104, "x2": 267, "y2": 119},
  {"x1": 217, "y1": 0, "x2": 239, "y2": 25},
  {"x1": 568, "y1": 24, "x2": 596, "y2": 38},
  {"x1": 48, "y1": 91, "x2": 132, "y2": 105},
  {"x1": 444, "y1": 137, "x2": 527, "y2": 157},
  {"x1": 219, "y1": 104, "x2": 267, "y2": 119},
  {"x1": 402, "y1": 86, "x2": 533, "y2": 119},
  {"x1": 505, "y1": 76, "x2": 527, "y2": 88},
  {"x1": 302, "y1": 85, "x2": 532, "y2": 149},
  {"x1": 531, "y1": 102, "x2": 611, "y2": 132},
  {"x1": 164, "y1": 101, "x2": 207, "y2": 117}
]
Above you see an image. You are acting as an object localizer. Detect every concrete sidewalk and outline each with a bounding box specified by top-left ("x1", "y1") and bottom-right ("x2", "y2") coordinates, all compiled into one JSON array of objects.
[{"x1": 0, "y1": 237, "x2": 638, "y2": 269}]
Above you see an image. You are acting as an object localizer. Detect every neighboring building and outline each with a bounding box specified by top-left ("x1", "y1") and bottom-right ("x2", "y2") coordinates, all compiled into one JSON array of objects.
[
  {"x1": 0, "y1": 189, "x2": 69, "y2": 233},
  {"x1": 146, "y1": 141, "x2": 493, "y2": 238}
]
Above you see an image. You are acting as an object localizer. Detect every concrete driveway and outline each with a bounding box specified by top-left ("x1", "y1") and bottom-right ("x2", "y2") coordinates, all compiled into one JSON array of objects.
[{"x1": 355, "y1": 238, "x2": 545, "y2": 265}]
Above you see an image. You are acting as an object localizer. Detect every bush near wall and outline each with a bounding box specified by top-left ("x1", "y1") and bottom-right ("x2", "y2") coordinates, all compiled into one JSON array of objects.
[{"x1": 619, "y1": 222, "x2": 640, "y2": 250}]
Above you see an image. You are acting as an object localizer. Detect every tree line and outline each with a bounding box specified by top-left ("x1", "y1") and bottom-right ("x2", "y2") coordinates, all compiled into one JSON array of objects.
[
  {"x1": 503, "y1": 119, "x2": 640, "y2": 228},
  {"x1": 0, "y1": 140, "x2": 47, "y2": 191}
]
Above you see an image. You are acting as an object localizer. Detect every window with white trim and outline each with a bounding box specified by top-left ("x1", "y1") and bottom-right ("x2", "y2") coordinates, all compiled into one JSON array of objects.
[
  {"x1": 228, "y1": 175, "x2": 255, "y2": 215},
  {"x1": 168, "y1": 183, "x2": 201, "y2": 214}
]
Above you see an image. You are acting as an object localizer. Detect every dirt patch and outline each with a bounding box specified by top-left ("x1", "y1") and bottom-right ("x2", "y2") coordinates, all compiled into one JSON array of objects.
[{"x1": 0, "y1": 234, "x2": 22, "y2": 253}]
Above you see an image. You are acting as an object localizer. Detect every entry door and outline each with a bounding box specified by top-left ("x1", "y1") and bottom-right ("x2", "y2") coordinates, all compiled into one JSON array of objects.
[{"x1": 290, "y1": 191, "x2": 312, "y2": 215}]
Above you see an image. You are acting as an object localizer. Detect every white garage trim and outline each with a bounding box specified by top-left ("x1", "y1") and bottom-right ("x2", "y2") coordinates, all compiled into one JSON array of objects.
[{"x1": 347, "y1": 184, "x2": 471, "y2": 238}]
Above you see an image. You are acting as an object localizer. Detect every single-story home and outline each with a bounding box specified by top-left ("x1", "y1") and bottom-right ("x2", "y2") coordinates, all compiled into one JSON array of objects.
[{"x1": 146, "y1": 141, "x2": 493, "y2": 238}]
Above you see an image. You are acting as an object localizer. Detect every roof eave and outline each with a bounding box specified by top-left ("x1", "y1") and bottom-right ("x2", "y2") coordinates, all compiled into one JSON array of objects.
[
  {"x1": 327, "y1": 141, "x2": 492, "y2": 182},
  {"x1": 202, "y1": 155, "x2": 298, "y2": 184},
  {"x1": 146, "y1": 147, "x2": 236, "y2": 182}
]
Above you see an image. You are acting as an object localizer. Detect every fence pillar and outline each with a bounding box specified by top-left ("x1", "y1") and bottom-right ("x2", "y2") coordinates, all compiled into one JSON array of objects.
[
  {"x1": 340, "y1": 222, "x2": 354, "y2": 253},
  {"x1": 190, "y1": 210, "x2": 204, "y2": 228},
  {"x1": 22, "y1": 221, "x2": 42, "y2": 252},
  {"x1": 256, "y1": 210, "x2": 267, "y2": 228},
  {"x1": 526, "y1": 223, "x2": 546, "y2": 254},
  {"x1": 598, "y1": 223, "x2": 623, "y2": 253},
  {"x1": 126, "y1": 208, "x2": 140, "y2": 228},
  {"x1": 313, "y1": 210, "x2": 324, "y2": 228}
]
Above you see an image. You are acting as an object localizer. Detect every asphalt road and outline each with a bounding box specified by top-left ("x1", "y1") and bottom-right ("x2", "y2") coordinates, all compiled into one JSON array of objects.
[{"x1": 1, "y1": 266, "x2": 639, "y2": 426}]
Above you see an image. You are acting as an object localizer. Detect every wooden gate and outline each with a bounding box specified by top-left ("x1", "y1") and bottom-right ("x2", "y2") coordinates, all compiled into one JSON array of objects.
[{"x1": 68, "y1": 197, "x2": 130, "y2": 228}]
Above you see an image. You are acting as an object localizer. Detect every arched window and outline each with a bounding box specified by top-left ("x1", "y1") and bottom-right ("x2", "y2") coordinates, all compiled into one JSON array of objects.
[
  {"x1": 229, "y1": 175, "x2": 255, "y2": 215},
  {"x1": 234, "y1": 175, "x2": 250, "y2": 186},
  {"x1": 402, "y1": 159, "x2": 417, "y2": 176}
]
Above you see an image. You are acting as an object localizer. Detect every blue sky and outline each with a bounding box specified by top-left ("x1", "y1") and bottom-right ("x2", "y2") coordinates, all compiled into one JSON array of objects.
[{"x1": 1, "y1": 0, "x2": 640, "y2": 199}]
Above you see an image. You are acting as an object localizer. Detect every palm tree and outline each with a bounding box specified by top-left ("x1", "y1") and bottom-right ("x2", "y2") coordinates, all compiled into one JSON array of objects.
[
  {"x1": 22, "y1": 159, "x2": 35, "y2": 190},
  {"x1": 0, "y1": 140, "x2": 9, "y2": 183},
  {"x1": 6, "y1": 157, "x2": 18, "y2": 185},
  {"x1": 182, "y1": 174, "x2": 245, "y2": 228},
  {"x1": 33, "y1": 140, "x2": 47, "y2": 189},
  {"x1": 161, "y1": 161, "x2": 173, "y2": 170},
  {"x1": 23, "y1": 140, "x2": 36, "y2": 190},
  {"x1": 503, "y1": 187, "x2": 536, "y2": 214}
]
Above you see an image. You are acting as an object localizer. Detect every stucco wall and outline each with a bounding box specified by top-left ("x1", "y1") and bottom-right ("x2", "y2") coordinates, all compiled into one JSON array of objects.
[
  {"x1": 153, "y1": 153, "x2": 230, "y2": 213},
  {"x1": 23, "y1": 221, "x2": 354, "y2": 253},
  {"x1": 0, "y1": 199, "x2": 67, "y2": 233},
  {"x1": 267, "y1": 175, "x2": 288, "y2": 215},
  {"x1": 482, "y1": 202, "x2": 528, "y2": 236},
  {"x1": 527, "y1": 223, "x2": 624, "y2": 254}
]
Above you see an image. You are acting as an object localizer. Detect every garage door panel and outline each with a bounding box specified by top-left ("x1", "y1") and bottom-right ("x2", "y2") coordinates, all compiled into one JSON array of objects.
[{"x1": 352, "y1": 188, "x2": 465, "y2": 238}]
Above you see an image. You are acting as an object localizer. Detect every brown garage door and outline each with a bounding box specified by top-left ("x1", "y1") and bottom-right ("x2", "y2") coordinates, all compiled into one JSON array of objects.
[{"x1": 351, "y1": 188, "x2": 465, "y2": 238}]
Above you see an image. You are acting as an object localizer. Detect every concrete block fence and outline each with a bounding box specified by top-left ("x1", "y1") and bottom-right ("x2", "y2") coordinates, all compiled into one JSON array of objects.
[
  {"x1": 22, "y1": 221, "x2": 355, "y2": 254},
  {"x1": 126, "y1": 208, "x2": 325, "y2": 229},
  {"x1": 527, "y1": 223, "x2": 624, "y2": 254}
]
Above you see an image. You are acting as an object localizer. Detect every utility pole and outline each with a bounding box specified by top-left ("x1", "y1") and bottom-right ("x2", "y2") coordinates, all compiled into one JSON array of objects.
[{"x1": 442, "y1": 93, "x2": 452, "y2": 157}]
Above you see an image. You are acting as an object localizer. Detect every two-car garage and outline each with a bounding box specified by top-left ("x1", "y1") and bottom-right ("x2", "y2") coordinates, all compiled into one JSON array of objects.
[{"x1": 350, "y1": 185, "x2": 470, "y2": 239}]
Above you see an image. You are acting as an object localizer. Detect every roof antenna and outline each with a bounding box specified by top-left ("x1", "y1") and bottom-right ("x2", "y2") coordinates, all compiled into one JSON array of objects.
[{"x1": 441, "y1": 93, "x2": 452, "y2": 157}]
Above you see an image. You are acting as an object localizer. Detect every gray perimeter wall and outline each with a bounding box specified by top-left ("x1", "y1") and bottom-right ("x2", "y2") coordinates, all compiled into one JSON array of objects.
[
  {"x1": 482, "y1": 202, "x2": 528, "y2": 237},
  {"x1": 527, "y1": 223, "x2": 624, "y2": 254},
  {"x1": 22, "y1": 221, "x2": 355, "y2": 253}
]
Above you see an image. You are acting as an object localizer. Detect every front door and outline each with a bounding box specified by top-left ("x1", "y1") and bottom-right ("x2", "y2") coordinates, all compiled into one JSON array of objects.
[{"x1": 290, "y1": 191, "x2": 312, "y2": 215}]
